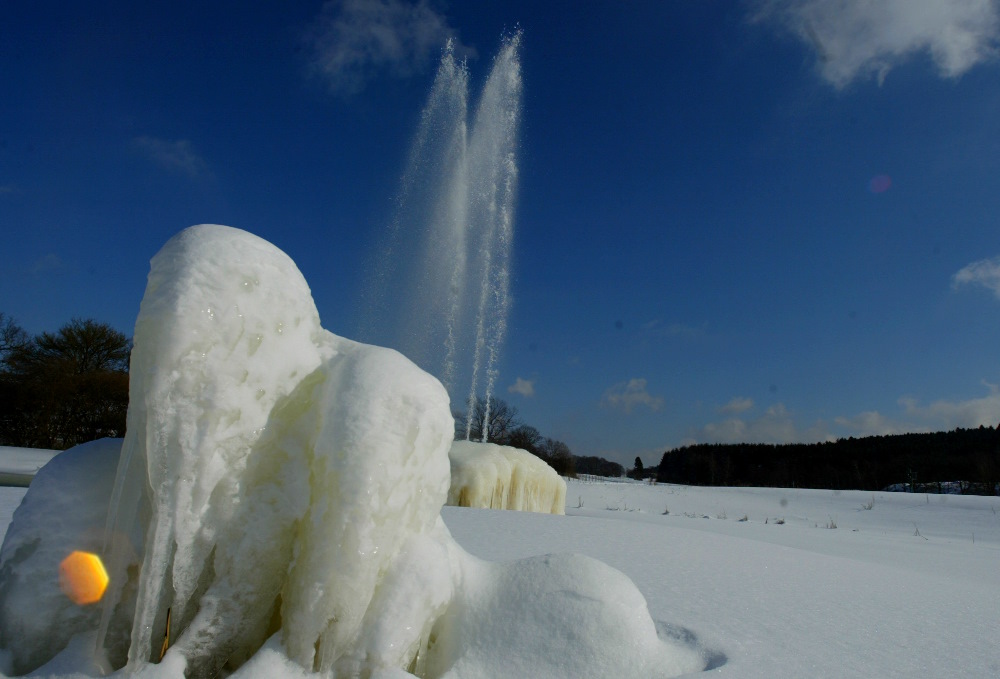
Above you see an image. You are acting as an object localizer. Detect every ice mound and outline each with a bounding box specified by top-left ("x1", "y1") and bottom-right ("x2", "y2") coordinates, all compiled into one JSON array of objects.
[
  {"x1": 447, "y1": 441, "x2": 566, "y2": 514},
  {"x1": 0, "y1": 225, "x2": 707, "y2": 678},
  {"x1": 0, "y1": 439, "x2": 123, "y2": 675}
]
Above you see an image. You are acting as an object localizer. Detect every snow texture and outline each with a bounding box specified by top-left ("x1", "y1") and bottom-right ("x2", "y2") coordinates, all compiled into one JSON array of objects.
[
  {"x1": 3, "y1": 469, "x2": 1000, "y2": 678},
  {"x1": 447, "y1": 441, "x2": 566, "y2": 514},
  {"x1": 0, "y1": 225, "x2": 700, "y2": 678}
]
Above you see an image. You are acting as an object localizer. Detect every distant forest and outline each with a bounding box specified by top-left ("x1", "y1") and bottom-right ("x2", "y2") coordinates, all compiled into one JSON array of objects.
[{"x1": 655, "y1": 427, "x2": 1000, "y2": 495}]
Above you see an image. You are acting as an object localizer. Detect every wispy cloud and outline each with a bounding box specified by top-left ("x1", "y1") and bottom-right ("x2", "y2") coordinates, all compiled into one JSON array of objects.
[
  {"x1": 602, "y1": 378, "x2": 664, "y2": 413},
  {"x1": 133, "y1": 136, "x2": 210, "y2": 178},
  {"x1": 695, "y1": 403, "x2": 832, "y2": 444},
  {"x1": 508, "y1": 377, "x2": 535, "y2": 397},
  {"x1": 31, "y1": 253, "x2": 63, "y2": 274},
  {"x1": 953, "y1": 255, "x2": 1000, "y2": 299},
  {"x1": 834, "y1": 385, "x2": 1000, "y2": 434},
  {"x1": 720, "y1": 396, "x2": 754, "y2": 414},
  {"x1": 898, "y1": 383, "x2": 1000, "y2": 430},
  {"x1": 834, "y1": 410, "x2": 908, "y2": 437},
  {"x1": 0, "y1": 185, "x2": 19, "y2": 196},
  {"x1": 753, "y1": 0, "x2": 1000, "y2": 88},
  {"x1": 691, "y1": 381, "x2": 1000, "y2": 447},
  {"x1": 640, "y1": 319, "x2": 706, "y2": 340},
  {"x1": 304, "y1": 0, "x2": 473, "y2": 95}
]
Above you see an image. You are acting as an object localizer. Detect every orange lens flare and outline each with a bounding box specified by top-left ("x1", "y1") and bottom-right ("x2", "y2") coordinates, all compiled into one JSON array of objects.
[{"x1": 58, "y1": 551, "x2": 109, "y2": 605}]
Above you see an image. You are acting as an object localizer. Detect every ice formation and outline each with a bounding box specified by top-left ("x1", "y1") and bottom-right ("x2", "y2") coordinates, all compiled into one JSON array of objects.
[
  {"x1": 0, "y1": 225, "x2": 707, "y2": 678},
  {"x1": 447, "y1": 441, "x2": 566, "y2": 514}
]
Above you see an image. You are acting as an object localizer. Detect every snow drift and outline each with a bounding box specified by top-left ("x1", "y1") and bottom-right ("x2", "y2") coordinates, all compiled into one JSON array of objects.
[
  {"x1": 0, "y1": 225, "x2": 706, "y2": 678},
  {"x1": 448, "y1": 441, "x2": 566, "y2": 514}
]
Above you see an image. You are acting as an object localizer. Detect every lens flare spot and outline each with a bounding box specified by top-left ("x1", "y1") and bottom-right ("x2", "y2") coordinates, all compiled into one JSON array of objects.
[
  {"x1": 59, "y1": 551, "x2": 109, "y2": 605},
  {"x1": 869, "y1": 174, "x2": 892, "y2": 194}
]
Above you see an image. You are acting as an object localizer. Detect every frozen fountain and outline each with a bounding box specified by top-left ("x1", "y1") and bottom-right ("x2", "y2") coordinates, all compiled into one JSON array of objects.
[
  {"x1": 359, "y1": 33, "x2": 521, "y2": 441},
  {"x1": 0, "y1": 32, "x2": 714, "y2": 679}
]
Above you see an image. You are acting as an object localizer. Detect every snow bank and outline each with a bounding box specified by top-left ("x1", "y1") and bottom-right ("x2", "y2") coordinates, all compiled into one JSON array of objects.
[
  {"x1": 0, "y1": 225, "x2": 704, "y2": 679},
  {"x1": 448, "y1": 441, "x2": 566, "y2": 514}
]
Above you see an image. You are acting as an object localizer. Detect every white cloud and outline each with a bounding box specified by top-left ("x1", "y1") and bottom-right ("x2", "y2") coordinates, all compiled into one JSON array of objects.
[
  {"x1": 31, "y1": 253, "x2": 63, "y2": 274},
  {"x1": 508, "y1": 377, "x2": 535, "y2": 398},
  {"x1": 835, "y1": 382, "x2": 1000, "y2": 435},
  {"x1": 640, "y1": 319, "x2": 706, "y2": 340},
  {"x1": 834, "y1": 410, "x2": 908, "y2": 437},
  {"x1": 953, "y1": 256, "x2": 1000, "y2": 299},
  {"x1": 305, "y1": 0, "x2": 472, "y2": 95},
  {"x1": 133, "y1": 137, "x2": 210, "y2": 178},
  {"x1": 0, "y1": 185, "x2": 18, "y2": 195},
  {"x1": 690, "y1": 381, "x2": 1000, "y2": 447},
  {"x1": 898, "y1": 383, "x2": 1000, "y2": 430},
  {"x1": 697, "y1": 402, "x2": 822, "y2": 444},
  {"x1": 601, "y1": 378, "x2": 664, "y2": 413},
  {"x1": 720, "y1": 396, "x2": 754, "y2": 414},
  {"x1": 754, "y1": 0, "x2": 1000, "y2": 88}
]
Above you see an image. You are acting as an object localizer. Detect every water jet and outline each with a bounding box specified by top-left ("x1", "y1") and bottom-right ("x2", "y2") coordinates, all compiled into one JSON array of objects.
[{"x1": 359, "y1": 32, "x2": 522, "y2": 441}]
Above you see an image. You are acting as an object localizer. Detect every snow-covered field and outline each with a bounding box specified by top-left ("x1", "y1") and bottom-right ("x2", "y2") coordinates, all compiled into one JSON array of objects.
[{"x1": 3, "y1": 478, "x2": 998, "y2": 678}]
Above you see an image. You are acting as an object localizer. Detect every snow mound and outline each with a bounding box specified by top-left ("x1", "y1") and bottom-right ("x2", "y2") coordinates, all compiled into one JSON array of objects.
[
  {"x1": 0, "y1": 225, "x2": 706, "y2": 678},
  {"x1": 0, "y1": 439, "x2": 123, "y2": 675},
  {"x1": 425, "y1": 548, "x2": 704, "y2": 678},
  {"x1": 448, "y1": 441, "x2": 566, "y2": 514}
]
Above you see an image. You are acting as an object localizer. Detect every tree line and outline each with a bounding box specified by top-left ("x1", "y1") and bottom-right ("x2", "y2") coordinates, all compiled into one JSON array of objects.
[
  {"x1": 655, "y1": 428, "x2": 1000, "y2": 495},
  {"x1": 0, "y1": 313, "x2": 130, "y2": 449},
  {"x1": 1, "y1": 312, "x2": 630, "y2": 481}
]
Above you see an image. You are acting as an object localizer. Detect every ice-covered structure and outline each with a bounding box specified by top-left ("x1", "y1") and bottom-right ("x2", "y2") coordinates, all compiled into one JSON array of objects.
[
  {"x1": 448, "y1": 441, "x2": 566, "y2": 514},
  {"x1": 0, "y1": 225, "x2": 707, "y2": 678}
]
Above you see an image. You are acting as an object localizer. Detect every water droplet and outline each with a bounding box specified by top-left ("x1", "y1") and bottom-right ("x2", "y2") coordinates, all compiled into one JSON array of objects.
[
  {"x1": 275, "y1": 322, "x2": 284, "y2": 335},
  {"x1": 248, "y1": 334, "x2": 264, "y2": 356},
  {"x1": 255, "y1": 388, "x2": 266, "y2": 400}
]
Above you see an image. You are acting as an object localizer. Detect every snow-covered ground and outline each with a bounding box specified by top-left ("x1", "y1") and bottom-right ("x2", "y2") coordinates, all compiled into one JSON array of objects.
[{"x1": 3, "y1": 478, "x2": 998, "y2": 678}]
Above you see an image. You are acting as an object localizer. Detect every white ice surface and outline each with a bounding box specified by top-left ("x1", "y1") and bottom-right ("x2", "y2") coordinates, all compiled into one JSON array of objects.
[{"x1": 447, "y1": 441, "x2": 566, "y2": 514}]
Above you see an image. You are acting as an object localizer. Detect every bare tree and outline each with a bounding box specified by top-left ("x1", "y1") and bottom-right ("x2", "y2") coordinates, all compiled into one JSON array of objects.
[
  {"x1": 538, "y1": 438, "x2": 576, "y2": 477},
  {"x1": 507, "y1": 425, "x2": 542, "y2": 454},
  {"x1": 460, "y1": 396, "x2": 521, "y2": 444},
  {"x1": 0, "y1": 318, "x2": 130, "y2": 448},
  {"x1": 0, "y1": 313, "x2": 29, "y2": 358},
  {"x1": 6, "y1": 318, "x2": 130, "y2": 375}
]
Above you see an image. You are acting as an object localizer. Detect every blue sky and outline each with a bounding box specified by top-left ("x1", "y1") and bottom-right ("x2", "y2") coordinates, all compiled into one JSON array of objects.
[{"x1": 3, "y1": 0, "x2": 1000, "y2": 467}]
